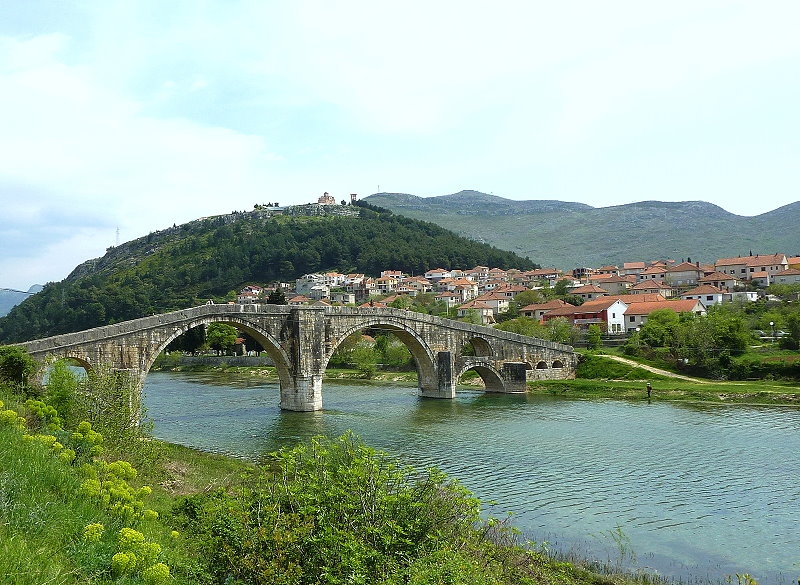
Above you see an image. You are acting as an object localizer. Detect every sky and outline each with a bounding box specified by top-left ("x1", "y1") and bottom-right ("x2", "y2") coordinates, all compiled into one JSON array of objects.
[{"x1": 1, "y1": 1, "x2": 799, "y2": 290}]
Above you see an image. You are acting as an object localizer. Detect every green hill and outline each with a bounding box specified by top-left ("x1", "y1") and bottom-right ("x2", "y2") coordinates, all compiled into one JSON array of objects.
[
  {"x1": 365, "y1": 191, "x2": 800, "y2": 268},
  {"x1": 0, "y1": 205, "x2": 536, "y2": 343}
]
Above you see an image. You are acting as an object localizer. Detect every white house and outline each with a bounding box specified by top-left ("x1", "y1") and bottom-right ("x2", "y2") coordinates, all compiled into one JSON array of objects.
[
  {"x1": 424, "y1": 268, "x2": 452, "y2": 282},
  {"x1": 457, "y1": 300, "x2": 494, "y2": 324},
  {"x1": 681, "y1": 284, "x2": 724, "y2": 307}
]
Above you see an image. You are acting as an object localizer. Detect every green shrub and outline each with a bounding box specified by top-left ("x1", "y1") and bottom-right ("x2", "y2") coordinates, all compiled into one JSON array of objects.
[{"x1": 175, "y1": 433, "x2": 483, "y2": 584}]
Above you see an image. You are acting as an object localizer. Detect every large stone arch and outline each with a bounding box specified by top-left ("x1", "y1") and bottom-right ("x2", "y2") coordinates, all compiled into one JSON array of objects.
[
  {"x1": 324, "y1": 316, "x2": 437, "y2": 390},
  {"x1": 142, "y1": 315, "x2": 293, "y2": 391}
]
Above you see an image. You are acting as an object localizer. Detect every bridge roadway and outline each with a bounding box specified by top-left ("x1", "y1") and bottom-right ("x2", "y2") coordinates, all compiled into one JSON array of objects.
[{"x1": 20, "y1": 303, "x2": 577, "y2": 411}]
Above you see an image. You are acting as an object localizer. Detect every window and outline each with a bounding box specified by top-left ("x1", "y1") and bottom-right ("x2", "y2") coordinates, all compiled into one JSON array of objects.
[
  {"x1": 629, "y1": 316, "x2": 635, "y2": 322},
  {"x1": 706, "y1": 295, "x2": 713, "y2": 301}
]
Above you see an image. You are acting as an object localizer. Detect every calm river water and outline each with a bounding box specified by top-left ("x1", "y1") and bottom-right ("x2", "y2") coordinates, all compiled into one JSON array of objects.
[{"x1": 142, "y1": 371, "x2": 800, "y2": 584}]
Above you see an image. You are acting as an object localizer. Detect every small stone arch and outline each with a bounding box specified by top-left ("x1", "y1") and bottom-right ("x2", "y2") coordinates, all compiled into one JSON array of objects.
[
  {"x1": 552, "y1": 360, "x2": 564, "y2": 368},
  {"x1": 455, "y1": 362, "x2": 505, "y2": 393},
  {"x1": 535, "y1": 360, "x2": 548, "y2": 369}
]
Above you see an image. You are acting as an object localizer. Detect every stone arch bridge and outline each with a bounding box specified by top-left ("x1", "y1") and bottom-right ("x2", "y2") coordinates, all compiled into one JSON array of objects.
[{"x1": 19, "y1": 304, "x2": 577, "y2": 411}]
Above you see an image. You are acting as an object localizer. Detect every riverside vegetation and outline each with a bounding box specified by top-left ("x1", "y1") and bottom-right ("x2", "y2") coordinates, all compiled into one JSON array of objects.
[{"x1": 0, "y1": 346, "x2": 676, "y2": 585}]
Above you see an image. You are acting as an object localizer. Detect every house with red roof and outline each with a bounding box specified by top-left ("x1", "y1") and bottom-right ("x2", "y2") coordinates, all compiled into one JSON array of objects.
[
  {"x1": 623, "y1": 299, "x2": 707, "y2": 332},
  {"x1": 424, "y1": 268, "x2": 452, "y2": 282},
  {"x1": 606, "y1": 293, "x2": 667, "y2": 304},
  {"x1": 519, "y1": 299, "x2": 572, "y2": 321},
  {"x1": 287, "y1": 295, "x2": 310, "y2": 306},
  {"x1": 665, "y1": 262, "x2": 706, "y2": 288},
  {"x1": 621, "y1": 261, "x2": 646, "y2": 277},
  {"x1": 630, "y1": 280, "x2": 674, "y2": 297},
  {"x1": 542, "y1": 297, "x2": 628, "y2": 334},
  {"x1": 772, "y1": 268, "x2": 800, "y2": 285},
  {"x1": 593, "y1": 274, "x2": 636, "y2": 295},
  {"x1": 473, "y1": 291, "x2": 511, "y2": 315},
  {"x1": 568, "y1": 284, "x2": 608, "y2": 301},
  {"x1": 435, "y1": 291, "x2": 462, "y2": 309},
  {"x1": 638, "y1": 265, "x2": 667, "y2": 281},
  {"x1": 715, "y1": 253, "x2": 788, "y2": 281},
  {"x1": 699, "y1": 271, "x2": 740, "y2": 292}
]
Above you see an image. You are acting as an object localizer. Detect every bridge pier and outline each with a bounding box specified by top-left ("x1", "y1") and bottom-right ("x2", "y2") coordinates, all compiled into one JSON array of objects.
[
  {"x1": 280, "y1": 376, "x2": 323, "y2": 411},
  {"x1": 500, "y1": 362, "x2": 530, "y2": 393},
  {"x1": 420, "y1": 351, "x2": 457, "y2": 399}
]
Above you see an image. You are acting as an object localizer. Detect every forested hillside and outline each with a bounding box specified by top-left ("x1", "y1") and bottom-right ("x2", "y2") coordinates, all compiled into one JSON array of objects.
[{"x1": 0, "y1": 206, "x2": 536, "y2": 343}]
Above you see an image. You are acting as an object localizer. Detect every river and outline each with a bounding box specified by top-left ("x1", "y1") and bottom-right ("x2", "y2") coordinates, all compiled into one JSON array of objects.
[{"x1": 142, "y1": 371, "x2": 800, "y2": 584}]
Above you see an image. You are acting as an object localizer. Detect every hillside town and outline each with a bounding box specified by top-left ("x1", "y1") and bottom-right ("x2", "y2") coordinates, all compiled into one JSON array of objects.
[{"x1": 235, "y1": 252, "x2": 800, "y2": 333}]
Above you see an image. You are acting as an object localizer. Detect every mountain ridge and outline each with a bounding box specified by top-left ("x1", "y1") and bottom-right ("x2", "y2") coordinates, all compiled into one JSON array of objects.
[{"x1": 364, "y1": 191, "x2": 800, "y2": 268}]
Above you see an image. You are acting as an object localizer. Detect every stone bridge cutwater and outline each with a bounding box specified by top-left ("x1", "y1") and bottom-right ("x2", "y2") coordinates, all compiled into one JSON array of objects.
[{"x1": 19, "y1": 304, "x2": 577, "y2": 411}]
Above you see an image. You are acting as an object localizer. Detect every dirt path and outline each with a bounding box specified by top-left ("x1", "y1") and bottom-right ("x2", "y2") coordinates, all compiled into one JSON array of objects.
[{"x1": 601, "y1": 354, "x2": 710, "y2": 383}]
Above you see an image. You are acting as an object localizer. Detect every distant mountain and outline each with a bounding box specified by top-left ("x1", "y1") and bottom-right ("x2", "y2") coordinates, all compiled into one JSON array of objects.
[
  {"x1": 0, "y1": 206, "x2": 536, "y2": 343},
  {"x1": 364, "y1": 191, "x2": 800, "y2": 268},
  {"x1": 0, "y1": 285, "x2": 42, "y2": 317}
]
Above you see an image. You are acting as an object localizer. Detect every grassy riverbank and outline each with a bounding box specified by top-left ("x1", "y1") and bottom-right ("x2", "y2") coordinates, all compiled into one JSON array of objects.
[{"x1": 2, "y1": 384, "x2": 662, "y2": 585}]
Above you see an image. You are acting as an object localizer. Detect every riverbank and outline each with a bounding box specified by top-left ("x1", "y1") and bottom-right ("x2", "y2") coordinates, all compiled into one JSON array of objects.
[{"x1": 1, "y1": 385, "x2": 659, "y2": 585}]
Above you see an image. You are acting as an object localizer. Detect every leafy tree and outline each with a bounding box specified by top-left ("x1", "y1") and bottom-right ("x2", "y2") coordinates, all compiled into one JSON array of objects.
[
  {"x1": 586, "y1": 324, "x2": 602, "y2": 349},
  {"x1": 0, "y1": 346, "x2": 38, "y2": 393},
  {"x1": 780, "y1": 312, "x2": 800, "y2": 350},
  {"x1": 205, "y1": 323, "x2": 238, "y2": 355},
  {"x1": 351, "y1": 343, "x2": 378, "y2": 379},
  {"x1": 553, "y1": 279, "x2": 570, "y2": 296},
  {"x1": 43, "y1": 359, "x2": 78, "y2": 426},
  {"x1": 266, "y1": 288, "x2": 286, "y2": 305},
  {"x1": 512, "y1": 290, "x2": 543, "y2": 309},
  {"x1": 495, "y1": 317, "x2": 548, "y2": 338},
  {"x1": 638, "y1": 309, "x2": 681, "y2": 351},
  {"x1": 546, "y1": 317, "x2": 580, "y2": 345}
]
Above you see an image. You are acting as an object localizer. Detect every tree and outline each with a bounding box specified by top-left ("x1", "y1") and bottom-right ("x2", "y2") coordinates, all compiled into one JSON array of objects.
[
  {"x1": 174, "y1": 434, "x2": 484, "y2": 585},
  {"x1": 512, "y1": 290, "x2": 543, "y2": 309},
  {"x1": 553, "y1": 279, "x2": 569, "y2": 296},
  {"x1": 43, "y1": 359, "x2": 78, "y2": 426},
  {"x1": 267, "y1": 288, "x2": 287, "y2": 305},
  {"x1": 781, "y1": 312, "x2": 800, "y2": 350},
  {"x1": 205, "y1": 323, "x2": 239, "y2": 355},
  {"x1": 586, "y1": 324, "x2": 602, "y2": 349},
  {"x1": 351, "y1": 343, "x2": 378, "y2": 379},
  {"x1": 0, "y1": 346, "x2": 38, "y2": 393},
  {"x1": 545, "y1": 317, "x2": 579, "y2": 345}
]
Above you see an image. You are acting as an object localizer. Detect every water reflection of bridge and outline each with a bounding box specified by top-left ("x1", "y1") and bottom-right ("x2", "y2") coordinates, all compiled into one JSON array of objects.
[{"x1": 20, "y1": 304, "x2": 577, "y2": 411}]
